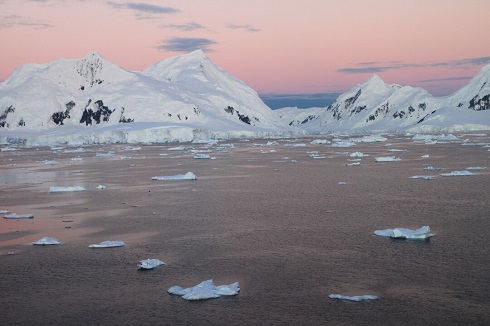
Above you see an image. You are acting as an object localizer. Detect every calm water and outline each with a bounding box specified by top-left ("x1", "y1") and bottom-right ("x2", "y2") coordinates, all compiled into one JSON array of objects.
[{"x1": 1, "y1": 136, "x2": 489, "y2": 325}]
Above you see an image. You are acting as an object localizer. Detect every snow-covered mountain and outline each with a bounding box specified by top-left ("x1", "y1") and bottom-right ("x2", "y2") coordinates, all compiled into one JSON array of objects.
[
  {"x1": 277, "y1": 65, "x2": 490, "y2": 134},
  {"x1": 0, "y1": 50, "x2": 298, "y2": 145}
]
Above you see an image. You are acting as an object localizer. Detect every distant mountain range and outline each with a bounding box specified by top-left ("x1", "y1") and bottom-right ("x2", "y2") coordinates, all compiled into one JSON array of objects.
[
  {"x1": 276, "y1": 65, "x2": 490, "y2": 134},
  {"x1": 0, "y1": 50, "x2": 298, "y2": 145},
  {"x1": 0, "y1": 51, "x2": 489, "y2": 145}
]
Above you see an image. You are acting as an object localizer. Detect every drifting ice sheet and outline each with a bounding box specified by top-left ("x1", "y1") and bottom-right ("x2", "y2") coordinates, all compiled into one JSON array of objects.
[
  {"x1": 151, "y1": 172, "x2": 197, "y2": 180},
  {"x1": 4, "y1": 213, "x2": 34, "y2": 219},
  {"x1": 89, "y1": 240, "x2": 125, "y2": 248},
  {"x1": 375, "y1": 156, "x2": 401, "y2": 162},
  {"x1": 440, "y1": 170, "x2": 480, "y2": 177},
  {"x1": 329, "y1": 294, "x2": 378, "y2": 302},
  {"x1": 32, "y1": 237, "x2": 60, "y2": 245},
  {"x1": 50, "y1": 186, "x2": 86, "y2": 192},
  {"x1": 374, "y1": 226, "x2": 433, "y2": 239},
  {"x1": 138, "y1": 259, "x2": 165, "y2": 270},
  {"x1": 168, "y1": 279, "x2": 240, "y2": 300}
]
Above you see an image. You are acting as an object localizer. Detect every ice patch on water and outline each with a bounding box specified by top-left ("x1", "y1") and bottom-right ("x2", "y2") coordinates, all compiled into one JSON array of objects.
[
  {"x1": 409, "y1": 175, "x2": 435, "y2": 180},
  {"x1": 3, "y1": 213, "x2": 34, "y2": 219},
  {"x1": 374, "y1": 226, "x2": 433, "y2": 239},
  {"x1": 32, "y1": 237, "x2": 60, "y2": 245},
  {"x1": 350, "y1": 151, "x2": 368, "y2": 157},
  {"x1": 466, "y1": 166, "x2": 486, "y2": 170},
  {"x1": 96, "y1": 184, "x2": 107, "y2": 189},
  {"x1": 138, "y1": 259, "x2": 165, "y2": 270},
  {"x1": 151, "y1": 172, "x2": 197, "y2": 180},
  {"x1": 440, "y1": 170, "x2": 480, "y2": 177},
  {"x1": 328, "y1": 294, "x2": 378, "y2": 302},
  {"x1": 89, "y1": 240, "x2": 125, "y2": 248},
  {"x1": 168, "y1": 279, "x2": 240, "y2": 300},
  {"x1": 50, "y1": 186, "x2": 86, "y2": 192},
  {"x1": 424, "y1": 166, "x2": 441, "y2": 171},
  {"x1": 375, "y1": 156, "x2": 401, "y2": 162},
  {"x1": 193, "y1": 153, "x2": 214, "y2": 159}
]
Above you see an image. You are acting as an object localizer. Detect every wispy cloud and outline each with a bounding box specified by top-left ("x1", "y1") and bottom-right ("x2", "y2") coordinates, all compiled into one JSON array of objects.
[
  {"x1": 226, "y1": 24, "x2": 261, "y2": 32},
  {"x1": 0, "y1": 14, "x2": 54, "y2": 29},
  {"x1": 156, "y1": 37, "x2": 217, "y2": 52},
  {"x1": 417, "y1": 76, "x2": 472, "y2": 83},
  {"x1": 107, "y1": 1, "x2": 179, "y2": 19},
  {"x1": 338, "y1": 56, "x2": 490, "y2": 74},
  {"x1": 160, "y1": 22, "x2": 205, "y2": 31}
]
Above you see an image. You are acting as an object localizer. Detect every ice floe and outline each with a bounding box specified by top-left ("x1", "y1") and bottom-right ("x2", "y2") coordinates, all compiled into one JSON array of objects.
[
  {"x1": 466, "y1": 166, "x2": 486, "y2": 170},
  {"x1": 151, "y1": 172, "x2": 197, "y2": 180},
  {"x1": 42, "y1": 160, "x2": 59, "y2": 165},
  {"x1": 0, "y1": 210, "x2": 11, "y2": 214},
  {"x1": 374, "y1": 226, "x2": 433, "y2": 239},
  {"x1": 409, "y1": 175, "x2": 435, "y2": 180},
  {"x1": 331, "y1": 141, "x2": 356, "y2": 148},
  {"x1": 310, "y1": 139, "x2": 330, "y2": 144},
  {"x1": 138, "y1": 259, "x2": 165, "y2": 270},
  {"x1": 95, "y1": 153, "x2": 115, "y2": 157},
  {"x1": 168, "y1": 280, "x2": 240, "y2": 301},
  {"x1": 328, "y1": 294, "x2": 378, "y2": 302},
  {"x1": 424, "y1": 166, "x2": 441, "y2": 171},
  {"x1": 350, "y1": 151, "x2": 368, "y2": 157},
  {"x1": 4, "y1": 213, "x2": 34, "y2": 219},
  {"x1": 96, "y1": 184, "x2": 107, "y2": 189},
  {"x1": 49, "y1": 186, "x2": 86, "y2": 192},
  {"x1": 440, "y1": 170, "x2": 480, "y2": 177},
  {"x1": 193, "y1": 153, "x2": 214, "y2": 159},
  {"x1": 89, "y1": 240, "x2": 125, "y2": 248},
  {"x1": 375, "y1": 156, "x2": 401, "y2": 162},
  {"x1": 421, "y1": 154, "x2": 430, "y2": 158},
  {"x1": 346, "y1": 162, "x2": 360, "y2": 166},
  {"x1": 32, "y1": 237, "x2": 60, "y2": 245}
]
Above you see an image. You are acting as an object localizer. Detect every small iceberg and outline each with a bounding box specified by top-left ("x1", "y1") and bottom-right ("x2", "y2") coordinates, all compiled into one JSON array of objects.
[
  {"x1": 424, "y1": 166, "x2": 441, "y2": 171},
  {"x1": 440, "y1": 170, "x2": 479, "y2": 177},
  {"x1": 0, "y1": 210, "x2": 11, "y2": 214},
  {"x1": 96, "y1": 153, "x2": 115, "y2": 157},
  {"x1": 374, "y1": 226, "x2": 433, "y2": 239},
  {"x1": 193, "y1": 154, "x2": 214, "y2": 159},
  {"x1": 346, "y1": 162, "x2": 360, "y2": 166},
  {"x1": 331, "y1": 141, "x2": 356, "y2": 148},
  {"x1": 350, "y1": 151, "x2": 368, "y2": 157},
  {"x1": 89, "y1": 240, "x2": 125, "y2": 248},
  {"x1": 4, "y1": 213, "x2": 34, "y2": 219},
  {"x1": 329, "y1": 294, "x2": 378, "y2": 302},
  {"x1": 409, "y1": 175, "x2": 435, "y2": 180},
  {"x1": 466, "y1": 166, "x2": 486, "y2": 170},
  {"x1": 42, "y1": 160, "x2": 59, "y2": 165},
  {"x1": 138, "y1": 259, "x2": 165, "y2": 270},
  {"x1": 96, "y1": 184, "x2": 107, "y2": 189},
  {"x1": 151, "y1": 172, "x2": 197, "y2": 181},
  {"x1": 32, "y1": 237, "x2": 60, "y2": 245},
  {"x1": 50, "y1": 186, "x2": 86, "y2": 192},
  {"x1": 375, "y1": 156, "x2": 401, "y2": 162},
  {"x1": 168, "y1": 279, "x2": 240, "y2": 301}
]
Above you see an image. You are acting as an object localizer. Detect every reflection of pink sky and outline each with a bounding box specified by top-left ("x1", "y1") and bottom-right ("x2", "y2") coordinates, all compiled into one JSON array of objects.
[{"x1": 1, "y1": 0, "x2": 489, "y2": 95}]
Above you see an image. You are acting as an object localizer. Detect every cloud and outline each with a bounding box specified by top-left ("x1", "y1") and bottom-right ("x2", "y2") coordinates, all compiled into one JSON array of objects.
[
  {"x1": 160, "y1": 22, "x2": 205, "y2": 31},
  {"x1": 338, "y1": 56, "x2": 490, "y2": 74},
  {"x1": 157, "y1": 37, "x2": 217, "y2": 52},
  {"x1": 417, "y1": 76, "x2": 472, "y2": 83},
  {"x1": 0, "y1": 14, "x2": 54, "y2": 29},
  {"x1": 107, "y1": 2, "x2": 179, "y2": 14},
  {"x1": 226, "y1": 24, "x2": 261, "y2": 32}
]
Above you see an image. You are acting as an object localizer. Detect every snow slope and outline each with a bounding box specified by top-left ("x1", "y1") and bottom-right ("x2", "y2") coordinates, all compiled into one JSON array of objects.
[
  {"x1": 0, "y1": 50, "x2": 299, "y2": 145},
  {"x1": 277, "y1": 66, "x2": 490, "y2": 134}
]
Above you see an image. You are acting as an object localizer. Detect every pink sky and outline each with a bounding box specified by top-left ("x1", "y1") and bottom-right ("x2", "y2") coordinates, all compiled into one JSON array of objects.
[{"x1": 1, "y1": 0, "x2": 489, "y2": 95}]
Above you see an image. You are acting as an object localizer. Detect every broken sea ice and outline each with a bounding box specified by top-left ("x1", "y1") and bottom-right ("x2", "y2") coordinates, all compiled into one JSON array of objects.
[
  {"x1": 374, "y1": 226, "x2": 433, "y2": 239},
  {"x1": 32, "y1": 237, "x2": 60, "y2": 245},
  {"x1": 168, "y1": 279, "x2": 240, "y2": 300},
  {"x1": 88, "y1": 240, "x2": 125, "y2": 248},
  {"x1": 151, "y1": 172, "x2": 197, "y2": 180},
  {"x1": 138, "y1": 259, "x2": 165, "y2": 270},
  {"x1": 328, "y1": 294, "x2": 378, "y2": 302}
]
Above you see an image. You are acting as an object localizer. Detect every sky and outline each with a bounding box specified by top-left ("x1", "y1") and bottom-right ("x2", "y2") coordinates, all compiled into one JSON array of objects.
[{"x1": 1, "y1": 0, "x2": 490, "y2": 97}]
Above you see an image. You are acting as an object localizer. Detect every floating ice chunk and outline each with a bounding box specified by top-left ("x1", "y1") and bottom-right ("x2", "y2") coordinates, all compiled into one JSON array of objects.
[
  {"x1": 466, "y1": 166, "x2": 486, "y2": 170},
  {"x1": 440, "y1": 170, "x2": 480, "y2": 177},
  {"x1": 0, "y1": 210, "x2": 11, "y2": 214},
  {"x1": 338, "y1": 181, "x2": 347, "y2": 185},
  {"x1": 310, "y1": 139, "x2": 330, "y2": 144},
  {"x1": 424, "y1": 166, "x2": 441, "y2": 171},
  {"x1": 332, "y1": 141, "x2": 356, "y2": 148},
  {"x1": 50, "y1": 186, "x2": 86, "y2": 192},
  {"x1": 168, "y1": 146, "x2": 188, "y2": 151},
  {"x1": 168, "y1": 280, "x2": 240, "y2": 301},
  {"x1": 409, "y1": 175, "x2": 435, "y2": 180},
  {"x1": 374, "y1": 226, "x2": 433, "y2": 239},
  {"x1": 375, "y1": 156, "x2": 401, "y2": 162},
  {"x1": 122, "y1": 146, "x2": 142, "y2": 151},
  {"x1": 388, "y1": 149, "x2": 406, "y2": 152},
  {"x1": 266, "y1": 141, "x2": 279, "y2": 146},
  {"x1": 89, "y1": 240, "x2": 125, "y2": 248},
  {"x1": 96, "y1": 184, "x2": 107, "y2": 189},
  {"x1": 42, "y1": 160, "x2": 59, "y2": 165},
  {"x1": 346, "y1": 162, "x2": 360, "y2": 166},
  {"x1": 329, "y1": 294, "x2": 378, "y2": 302},
  {"x1": 1, "y1": 147, "x2": 18, "y2": 151},
  {"x1": 421, "y1": 154, "x2": 430, "y2": 158},
  {"x1": 4, "y1": 213, "x2": 34, "y2": 219},
  {"x1": 138, "y1": 259, "x2": 165, "y2": 270},
  {"x1": 32, "y1": 237, "x2": 60, "y2": 245},
  {"x1": 193, "y1": 153, "x2": 214, "y2": 159},
  {"x1": 151, "y1": 172, "x2": 197, "y2": 180},
  {"x1": 350, "y1": 151, "x2": 368, "y2": 157},
  {"x1": 71, "y1": 157, "x2": 82, "y2": 161},
  {"x1": 96, "y1": 153, "x2": 115, "y2": 157}
]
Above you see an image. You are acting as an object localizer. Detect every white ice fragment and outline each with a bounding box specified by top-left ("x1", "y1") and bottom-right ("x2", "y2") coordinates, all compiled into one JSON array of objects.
[
  {"x1": 350, "y1": 151, "x2": 368, "y2": 157},
  {"x1": 331, "y1": 141, "x2": 356, "y2": 148},
  {"x1": 266, "y1": 141, "x2": 279, "y2": 146},
  {"x1": 49, "y1": 186, "x2": 86, "y2": 192},
  {"x1": 424, "y1": 166, "x2": 441, "y2": 171},
  {"x1": 193, "y1": 153, "x2": 214, "y2": 159},
  {"x1": 95, "y1": 153, "x2": 115, "y2": 157},
  {"x1": 168, "y1": 146, "x2": 188, "y2": 151},
  {"x1": 440, "y1": 170, "x2": 480, "y2": 177},
  {"x1": 96, "y1": 184, "x2": 106, "y2": 189},
  {"x1": 0, "y1": 210, "x2": 11, "y2": 214},
  {"x1": 329, "y1": 294, "x2": 378, "y2": 302},
  {"x1": 375, "y1": 156, "x2": 401, "y2": 162},
  {"x1": 138, "y1": 259, "x2": 165, "y2": 270},
  {"x1": 32, "y1": 237, "x2": 60, "y2": 245},
  {"x1": 168, "y1": 280, "x2": 240, "y2": 301},
  {"x1": 346, "y1": 162, "x2": 360, "y2": 166},
  {"x1": 42, "y1": 160, "x2": 59, "y2": 165},
  {"x1": 89, "y1": 240, "x2": 125, "y2": 248},
  {"x1": 409, "y1": 175, "x2": 435, "y2": 180},
  {"x1": 338, "y1": 181, "x2": 347, "y2": 185},
  {"x1": 71, "y1": 157, "x2": 82, "y2": 161},
  {"x1": 151, "y1": 172, "x2": 197, "y2": 180},
  {"x1": 466, "y1": 166, "x2": 486, "y2": 170},
  {"x1": 4, "y1": 213, "x2": 34, "y2": 219},
  {"x1": 421, "y1": 154, "x2": 430, "y2": 158},
  {"x1": 310, "y1": 139, "x2": 330, "y2": 144},
  {"x1": 388, "y1": 149, "x2": 406, "y2": 152},
  {"x1": 374, "y1": 226, "x2": 433, "y2": 239}
]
